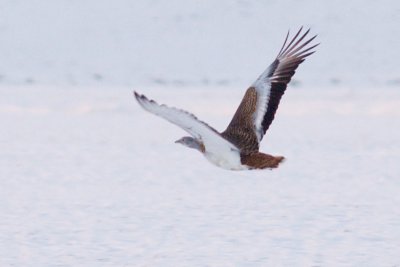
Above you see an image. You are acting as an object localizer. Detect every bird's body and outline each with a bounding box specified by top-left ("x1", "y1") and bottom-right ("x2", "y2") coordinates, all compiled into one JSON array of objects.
[
  {"x1": 134, "y1": 27, "x2": 318, "y2": 170},
  {"x1": 204, "y1": 149, "x2": 246, "y2": 171}
]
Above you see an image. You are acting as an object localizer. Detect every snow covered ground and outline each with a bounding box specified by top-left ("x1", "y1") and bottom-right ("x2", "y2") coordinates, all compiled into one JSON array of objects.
[{"x1": 1, "y1": 85, "x2": 399, "y2": 266}]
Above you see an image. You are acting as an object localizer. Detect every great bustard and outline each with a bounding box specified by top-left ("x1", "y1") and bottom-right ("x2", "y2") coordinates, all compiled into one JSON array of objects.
[{"x1": 134, "y1": 27, "x2": 318, "y2": 170}]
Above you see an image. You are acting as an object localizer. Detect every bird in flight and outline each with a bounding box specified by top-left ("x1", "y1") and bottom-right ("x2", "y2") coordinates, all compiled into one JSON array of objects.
[{"x1": 134, "y1": 27, "x2": 318, "y2": 170}]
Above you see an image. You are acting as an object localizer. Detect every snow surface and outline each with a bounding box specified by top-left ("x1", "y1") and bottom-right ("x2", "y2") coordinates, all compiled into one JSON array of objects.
[{"x1": 1, "y1": 85, "x2": 399, "y2": 266}]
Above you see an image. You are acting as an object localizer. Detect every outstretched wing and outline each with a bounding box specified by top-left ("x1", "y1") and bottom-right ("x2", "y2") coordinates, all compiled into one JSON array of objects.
[
  {"x1": 134, "y1": 92, "x2": 239, "y2": 154},
  {"x1": 222, "y1": 27, "x2": 318, "y2": 153}
]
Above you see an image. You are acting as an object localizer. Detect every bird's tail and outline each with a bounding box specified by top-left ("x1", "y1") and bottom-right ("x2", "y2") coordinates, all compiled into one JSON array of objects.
[{"x1": 241, "y1": 153, "x2": 285, "y2": 169}]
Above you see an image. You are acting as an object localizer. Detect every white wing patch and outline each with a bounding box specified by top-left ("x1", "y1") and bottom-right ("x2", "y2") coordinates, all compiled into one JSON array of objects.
[
  {"x1": 134, "y1": 92, "x2": 240, "y2": 157},
  {"x1": 252, "y1": 67, "x2": 273, "y2": 141}
]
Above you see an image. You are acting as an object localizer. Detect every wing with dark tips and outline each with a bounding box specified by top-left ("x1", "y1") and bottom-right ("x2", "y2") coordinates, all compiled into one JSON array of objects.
[
  {"x1": 134, "y1": 92, "x2": 239, "y2": 154},
  {"x1": 223, "y1": 27, "x2": 318, "y2": 152}
]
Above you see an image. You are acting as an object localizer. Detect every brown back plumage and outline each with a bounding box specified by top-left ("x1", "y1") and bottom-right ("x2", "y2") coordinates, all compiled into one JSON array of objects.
[{"x1": 221, "y1": 87, "x2": 259, "y2": 153}]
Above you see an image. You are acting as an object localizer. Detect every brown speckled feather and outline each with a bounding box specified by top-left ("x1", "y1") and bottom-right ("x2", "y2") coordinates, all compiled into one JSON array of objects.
[{"x1": 221, "y1": 87, "x2": 259, "y2": 153}]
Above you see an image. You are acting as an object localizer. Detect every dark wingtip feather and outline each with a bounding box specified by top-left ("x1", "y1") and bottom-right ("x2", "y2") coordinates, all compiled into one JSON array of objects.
[
  {"x1": 133, "y1": 91, "x2": 150, "y2": 108},
  {"x1": 279, "y1": 27, "x2": 304, "y2": 57},
  {"x1": 277, "y1": 27, "x2": 320, "y2": 60},
  {"x1": 276, "y1": 30, "x2": 290, "y2": 57},
  {"x1": 134, "y1": 91, "x2": 147, "y2": 100},
  {"x1": 133, "y1": 91, "x2": 141, "y2": 99}
]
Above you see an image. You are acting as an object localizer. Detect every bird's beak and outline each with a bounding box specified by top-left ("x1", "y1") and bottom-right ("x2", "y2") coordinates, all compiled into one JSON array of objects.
[{"x1": 174, "y1": 139, "x2": 182, "y2": 144}]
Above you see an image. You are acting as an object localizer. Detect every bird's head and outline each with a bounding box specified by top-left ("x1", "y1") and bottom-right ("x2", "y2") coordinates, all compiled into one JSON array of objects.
[{"x1": 175, "y1": 136, "x2": 204, "y2": 152}]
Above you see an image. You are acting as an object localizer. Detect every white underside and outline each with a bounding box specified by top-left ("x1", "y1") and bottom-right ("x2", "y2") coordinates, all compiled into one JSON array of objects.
[{"x1": 204, "y1": 150, "x2": 249, "y2": 171}]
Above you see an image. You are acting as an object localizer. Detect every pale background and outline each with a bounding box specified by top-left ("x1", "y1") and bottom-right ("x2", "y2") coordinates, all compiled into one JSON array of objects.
[
  {"x1": 1, "y1": 0, "x2": 400, "y2": 88},
  {"x1": 1, "y1": 1, "x2": 399, "y2": 266}
]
